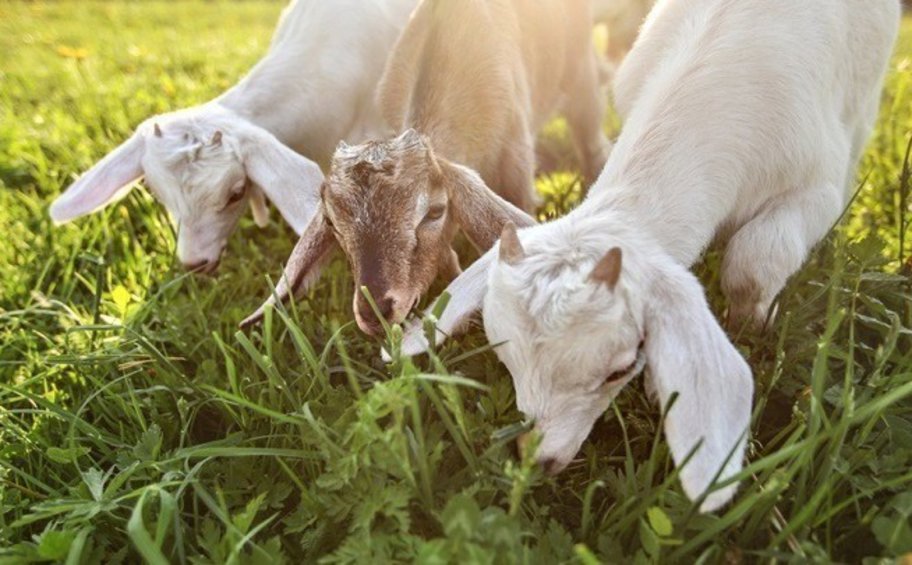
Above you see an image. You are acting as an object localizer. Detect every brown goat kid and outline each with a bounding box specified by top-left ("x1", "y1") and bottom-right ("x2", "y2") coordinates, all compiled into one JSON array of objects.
[
  {"x1": 243, "y1": 0, "x2": 608, "y2": 335},
  {"x1": 241, "y1": 131, "x2": 535, "y2": 334}
]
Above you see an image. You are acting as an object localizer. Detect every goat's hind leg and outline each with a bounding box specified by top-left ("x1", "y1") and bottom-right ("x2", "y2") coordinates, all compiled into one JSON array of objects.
[
  {"x1": 494, "y1": 128, "x2": 539, "y2": 213},
  {"x1": 721, "y1": 183, "x2": 844, "y2": 329},
  {"x1": 563, "y1": 50, "x2": 611, "y2": 186}
]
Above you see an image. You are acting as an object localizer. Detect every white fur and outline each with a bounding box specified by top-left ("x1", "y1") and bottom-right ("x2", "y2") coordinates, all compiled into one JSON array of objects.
[
  {"x1": 401, "y1": 0, "x2": 900, "y2": 511},
  {"x1": 50, "y1": 0, "x2": 417, "y2": 268}
]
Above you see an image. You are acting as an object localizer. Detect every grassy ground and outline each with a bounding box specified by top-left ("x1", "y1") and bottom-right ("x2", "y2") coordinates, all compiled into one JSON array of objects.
[{"x1": 1, "y1": 2, "x2": 911, "y2": 563}]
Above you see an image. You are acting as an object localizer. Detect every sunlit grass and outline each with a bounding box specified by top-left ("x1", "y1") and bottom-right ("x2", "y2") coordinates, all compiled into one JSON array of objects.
[{"x1": 1, "y1": 2, "x2": 911, "y2": 562}]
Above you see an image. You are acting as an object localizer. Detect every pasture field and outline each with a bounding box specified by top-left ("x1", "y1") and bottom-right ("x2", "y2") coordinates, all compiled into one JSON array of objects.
[{"x1": 1, "y1": 2, "x2": 911, "y2": 563}]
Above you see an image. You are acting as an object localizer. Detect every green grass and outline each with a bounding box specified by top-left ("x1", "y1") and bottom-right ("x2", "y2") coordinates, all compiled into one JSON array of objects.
[{"x1": 1, "y1": 2, "x2": 911, "y2": 562}]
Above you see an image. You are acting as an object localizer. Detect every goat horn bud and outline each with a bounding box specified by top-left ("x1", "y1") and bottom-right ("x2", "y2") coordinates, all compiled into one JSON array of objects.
[
  {"x1": 153, "y1": 123, "x2": 163, "y2": 138},
  {"x1": 426, "y1": 142, "x2": 443, "y2": 180},
  {"x1": 397, "y1": 128, "x2": 422, "y2": 147},
  {"x1": 211, "y1": 130, "x2": 223, "y2": 145}
]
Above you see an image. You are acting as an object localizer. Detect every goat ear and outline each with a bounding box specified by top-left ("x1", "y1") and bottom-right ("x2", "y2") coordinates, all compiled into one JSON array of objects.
[
  {"x1": 240, "y1": 211, "x2": 337, "y2": 329},
  {"x1": 589, "y1": 247, "x2": 623, "y2": 290},
  {"x1": 241, "y1": 128, "x2": 322, "y2": 236},
  {"x1": 399, "y1": 250, "x2": 494, "y2": 356},
  {"x1": 248, "y1": 185, "x2": 270, "y2": 228},
  {"x1": 50, "y1": 133, "x2": 145, "y2": 223},
  {"x1": 499, "y1": 222, "x2": 525, "y2": 265},
  {"x1": 443, "y1": 160, "x2": 536, "y2": 251},
  {"x1": 644, "y1": 262, "x2": 753, "y2": 513}
]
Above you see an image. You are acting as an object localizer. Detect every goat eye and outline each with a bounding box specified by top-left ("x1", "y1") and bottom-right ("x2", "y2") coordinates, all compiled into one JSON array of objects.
[
  {"x1": 603, "y1": 358, "x2": 637, "y2": 386},
  {"x1": 602, "y1": 342, "x2": 646, "y2": 387},
  {"x1": 422, "y1": 204, "x2": 447, "y2": 224},
  {"x1": 324, "y1": 214, "x2": 340, "y2": 235},
  {"x1": 226, "y1": 184, "x2": 246, "y2": 206}
]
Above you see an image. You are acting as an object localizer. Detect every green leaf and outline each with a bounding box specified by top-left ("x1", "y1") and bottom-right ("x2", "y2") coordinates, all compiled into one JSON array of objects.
[
  {"x1": 872, "y1": 515, "x2": 912, "y2": 554},
  {"x1": 647, "y1": 507, "x2": 674, "y2": 537},
  {"x1": 440, "y1": 494, "x2": 481, "y2": 541},
  {"x1": 889, "y1": 491, "x2": 912, "y2": 517},
  {"x1": 64, "y1": 527, "x2": 92, "y2": 565},
  {"x1": 133, "y1": 424, "x2": 162, "y2": 462},
  {"x1": 46, "y1": 446, "x2": 90, "y2": 464},
  {"x1": 81, "y1": 468, "x2": 106, "y2": 502},
  {"x1": 37, "y1": 530, "x2": 75, "y2": 561},
  {"x1": 573, "y1": 544, "x2": 601, "y2": 565},
  {"x1": 233, "y1": 493, "x2": 267, "y2": 534},
  {"x1": 639, "y1": 519, "x2": 660, "y2": 560},
  {"x1": 127, "y1": 488, "x2": 172, "y2": 565},
  {"x1": 415, "y1": 540, "x2": 450, "y2": 565}
]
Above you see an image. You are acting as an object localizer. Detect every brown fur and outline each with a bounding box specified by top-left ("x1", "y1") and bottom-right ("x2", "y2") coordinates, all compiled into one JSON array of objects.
[
  {"x1": 243, "y1": 131, "x2": 536, "y2": 335},
  {"x1": 245, "y1": 1, "x2": 610, "y2": 334},
  {"x1": 377, "y1": 0, "x2": 610, "y2": 208}
]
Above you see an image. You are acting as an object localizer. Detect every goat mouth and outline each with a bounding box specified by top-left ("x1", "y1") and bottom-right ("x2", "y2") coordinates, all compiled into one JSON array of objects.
[
  {"x1": 540, "y1": 457, "x2": 570, "y2": 476},
  {"x1": 354, "y1": 295, "x2": 421, "y2": 336},
  {"x1": 355, "y1": 314, "x2": 385, "y2": 337},
  {"x1": 186, "y1": 259, "x2": 220, "y2": 275}
]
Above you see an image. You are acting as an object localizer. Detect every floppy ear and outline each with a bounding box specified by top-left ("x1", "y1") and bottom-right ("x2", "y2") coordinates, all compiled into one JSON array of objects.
[
  {"x1": 240, "y1": 128, "x2": 323, "y2": 235},
  {"x1": 441, "y1": 160, "x2": 536, "y2": 251},
  {"x1": 248, "y1": 185, "x2": 270, "y2": 228},
  {"x1": 240, "y1": 211, "x2": 337, "y2": 329},
  {"x1": 644, "y1": 262, "x2": 753, "y2": 513},
  {"x1": 50, "y1": 133, "x2": 145, "y2": 223},
  {"x1": 399, "y1": 249, "x2": 495, "y2": 356}
]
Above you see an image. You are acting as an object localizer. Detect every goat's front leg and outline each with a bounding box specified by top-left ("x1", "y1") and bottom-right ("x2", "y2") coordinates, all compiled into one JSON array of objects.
[{"x1": 721, "y1": 183, "x2": 844, "y2": 329}]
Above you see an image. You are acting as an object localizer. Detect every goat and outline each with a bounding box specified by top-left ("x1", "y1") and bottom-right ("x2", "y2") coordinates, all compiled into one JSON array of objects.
[
  {"x1": 243, "y1": 0, "x2": 608, "y2": 334},
  {"x1": 396, "y1": 0, "x2": 901, "y2": 511},
  {"x1": 49, "y1": 0, "x2": 418, "y2": 272},
  {"x1": 241, "y1": 130, "x2": 536, "y2": 334}
]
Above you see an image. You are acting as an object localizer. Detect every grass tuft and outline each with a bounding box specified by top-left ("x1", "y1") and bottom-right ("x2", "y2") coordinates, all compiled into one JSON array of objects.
[{"x1": 1, "y1": 2, "x2": 911, "y2": 562}]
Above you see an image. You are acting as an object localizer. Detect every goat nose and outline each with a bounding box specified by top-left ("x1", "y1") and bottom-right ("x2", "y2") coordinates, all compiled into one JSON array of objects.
[
  {"x1": 360, "y1": 293, "x2": 395, "y2": 321},
  {"x1": 377, "y1": 296, "x2": 395, "y2": 320}
]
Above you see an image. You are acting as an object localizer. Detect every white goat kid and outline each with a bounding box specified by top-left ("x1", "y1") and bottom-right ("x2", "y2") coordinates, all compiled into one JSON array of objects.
[
  {"x1": 399, "y1": 0, "x2": 901, "y2": 512},
  {"x1": 49, "y1": 0, "x2": 417, "y2": 272}
]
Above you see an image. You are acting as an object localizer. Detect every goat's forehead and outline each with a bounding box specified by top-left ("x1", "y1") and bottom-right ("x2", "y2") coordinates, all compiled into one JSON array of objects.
[
  {"x1": 324, "y1": 164, "x2": 436, "y2": 221},
  {"x1": 144, "y1": 156, "x2": 243, "y2": 218},
  {"x1": 492, "y1": 256, "x2": 639, "y2": 347},
  {"x1": 493, "y1": 253, "x2": 590, "y2": 311},
  {"x1": 333, "y1": 131, "x2": 426, "y2": 163}
]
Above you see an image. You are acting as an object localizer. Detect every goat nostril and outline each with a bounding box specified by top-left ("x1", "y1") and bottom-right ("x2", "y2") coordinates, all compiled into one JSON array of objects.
[{"x1": 378, "y1": 297, "x2": 395, "y2": 319}]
